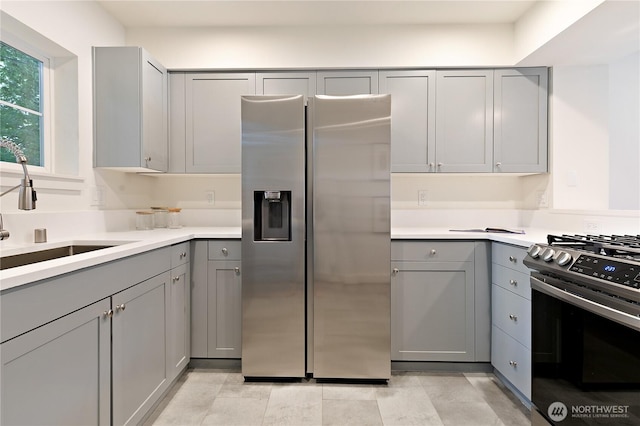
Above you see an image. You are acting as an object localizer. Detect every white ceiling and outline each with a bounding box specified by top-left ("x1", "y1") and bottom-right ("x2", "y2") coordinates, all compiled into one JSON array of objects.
[{"x1": 96, "y1": 0, "x2": 538, "y2": 27}]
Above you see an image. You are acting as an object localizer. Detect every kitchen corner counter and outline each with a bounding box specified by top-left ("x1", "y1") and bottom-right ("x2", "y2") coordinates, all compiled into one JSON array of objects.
[
  {"x1": 2, "y1": 226, "x2": 551, "y2": 291},
  {"x1": 0, "y1": 227, "x2": 241, "y2": 291},
  {"x1": 391, "y1": 227, "x2": 549, "y2": 248}
]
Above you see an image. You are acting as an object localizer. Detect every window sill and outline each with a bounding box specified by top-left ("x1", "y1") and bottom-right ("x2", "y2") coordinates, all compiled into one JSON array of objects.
[{"x1": 0, "y1": 167, "x2": 84, "y2": 193}]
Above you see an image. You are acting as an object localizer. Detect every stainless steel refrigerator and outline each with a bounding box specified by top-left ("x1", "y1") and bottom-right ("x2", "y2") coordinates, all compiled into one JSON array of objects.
[{"x1": 241, "y1": 94, "x2": 391, "y2": 380}]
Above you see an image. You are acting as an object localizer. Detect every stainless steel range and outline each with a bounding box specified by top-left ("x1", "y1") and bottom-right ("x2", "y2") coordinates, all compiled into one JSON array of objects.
[{"x1": 524, "y1": 234, "x2": 640, "y2": 426}]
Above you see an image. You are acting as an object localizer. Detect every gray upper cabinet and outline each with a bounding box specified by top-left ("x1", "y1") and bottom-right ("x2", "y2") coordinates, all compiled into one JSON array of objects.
[
  {"x1": 184, "y1": 73, "x2": 256, "y2": 173},
  {"x1": 93, "y1": 46, "x2": 168, "y2": 172},
  {"x1": 379, "y1": 70, "x2": 436, "y2": 173},
  {"x1": 435, "y1": 70, "x2": 494, "y2": 173},
  {"x1": 317, "y1": 70, "x2": 379, "y2": 95},
  {"x1": 257, "y1": 72, "x2": 317, "y2": 101},
  {"x1": 494, "y1": 68, "x2": 548, "y2": 173}
]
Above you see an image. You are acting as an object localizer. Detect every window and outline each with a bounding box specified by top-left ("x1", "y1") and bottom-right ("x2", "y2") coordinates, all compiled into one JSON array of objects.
[{"x1": 0, "y1": 40, "x2": 47, "y2": 167}]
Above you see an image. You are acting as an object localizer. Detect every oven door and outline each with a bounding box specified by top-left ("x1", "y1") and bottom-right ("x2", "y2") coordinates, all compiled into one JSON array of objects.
[{"x1": 531, "y1": 274, "x2": 640, "y2": 425}]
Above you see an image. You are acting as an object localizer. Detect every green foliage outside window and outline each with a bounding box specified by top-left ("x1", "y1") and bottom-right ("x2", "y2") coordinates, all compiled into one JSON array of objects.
[{"x1": 0, "y1": 41, "x2": 43, "y2": 166}]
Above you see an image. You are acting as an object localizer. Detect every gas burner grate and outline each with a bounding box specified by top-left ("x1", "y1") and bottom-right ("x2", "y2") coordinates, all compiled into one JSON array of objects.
[{"x1": 547, "y1": 234, "x2": 640, "y2": 259}]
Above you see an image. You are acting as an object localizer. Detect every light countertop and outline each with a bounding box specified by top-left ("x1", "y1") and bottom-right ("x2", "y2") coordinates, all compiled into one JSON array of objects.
[{"x1": 1, "y1": 226, "x2": 547, "y2": 291}]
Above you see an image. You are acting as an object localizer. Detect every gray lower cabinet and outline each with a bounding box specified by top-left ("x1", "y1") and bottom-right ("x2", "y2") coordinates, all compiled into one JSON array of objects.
[
  {"x1": 191, "y1": 240, "x2": 242, "y2": 359},
  {"x1": 112, "y1": 272, "x2": 170, "y2": 426},
  {"x1": 168, "y1": 242, "x2": 191, "y2": 380},
  {"x1": 1, "y1": 298, "x2": 111, "y2": 426},
  {"x1": 491, "y1": 242, "x2": 532, "y2": 401},
  {"x1": 1, "y1": 246, "x2": 189, "y2": 425},
  {"x1": 390, "y1": 241, "x2": 490, "y2": 362}
]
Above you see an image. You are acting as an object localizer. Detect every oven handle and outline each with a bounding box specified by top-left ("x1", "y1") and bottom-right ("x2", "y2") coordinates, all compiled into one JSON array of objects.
[{"x1": 531, "y1": 276, "x2": 640, "y2": 332}]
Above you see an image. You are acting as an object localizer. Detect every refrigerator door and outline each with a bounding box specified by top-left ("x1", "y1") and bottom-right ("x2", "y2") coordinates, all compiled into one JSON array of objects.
[
  {"x1": 310, "y1": 95, "x2": 391, "y2": 379},
  {"x1": 241, "y1": 95, "x2": 306, "y2": 378}
]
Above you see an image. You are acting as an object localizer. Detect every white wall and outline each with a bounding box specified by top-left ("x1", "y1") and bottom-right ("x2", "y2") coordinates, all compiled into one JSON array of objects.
[
  {"x1": 609, "y1": 52, "x2": 640, "y2": 210},
  {"x1": 127, "y1": 24, "x2": 514, "y2": 70}
]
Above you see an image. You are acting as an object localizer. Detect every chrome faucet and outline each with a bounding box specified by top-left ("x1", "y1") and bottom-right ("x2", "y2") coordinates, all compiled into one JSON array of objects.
[{"x1": 1, "y1": 138, "x2": 38, "y2": 240}]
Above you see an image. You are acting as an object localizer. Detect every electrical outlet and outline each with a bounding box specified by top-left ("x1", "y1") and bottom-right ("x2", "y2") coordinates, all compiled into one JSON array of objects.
[
  {"x1": 206, "y1": 191, "x2": 215, "y2": 205},
  {"x1": 418, "y1": 190, "x2": 428, "y2": 207},
  {"x1": 584, "y1": 220, "x2": 602, "y2": 234},
  {"x1": 90, "y1": 186, "x2": 105, "y2": 207},
  {"x1": 536, "y1": 190, "x2": 549, "y2": 208}
]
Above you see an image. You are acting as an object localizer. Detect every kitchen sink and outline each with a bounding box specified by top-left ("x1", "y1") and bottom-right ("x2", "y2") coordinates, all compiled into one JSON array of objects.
[{"x1": 1, "y1": 244, "x2": 118, "y2": 270}]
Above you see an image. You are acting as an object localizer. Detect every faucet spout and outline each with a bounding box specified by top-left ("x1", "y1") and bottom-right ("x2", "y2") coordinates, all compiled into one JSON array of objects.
[{"x1": 0, "y1": 138, "x2": 37, "y2": 210}]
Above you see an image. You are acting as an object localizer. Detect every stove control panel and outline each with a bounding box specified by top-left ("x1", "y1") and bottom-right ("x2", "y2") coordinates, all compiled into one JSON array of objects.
[{"x1": 570, "y1": 255, "x2": 640, "y2": 289}]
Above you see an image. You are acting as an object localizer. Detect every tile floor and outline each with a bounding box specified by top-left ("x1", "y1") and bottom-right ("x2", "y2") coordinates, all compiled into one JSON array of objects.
[{"x1": 144, "y1": 368, "x2": 530, "y2": 425}]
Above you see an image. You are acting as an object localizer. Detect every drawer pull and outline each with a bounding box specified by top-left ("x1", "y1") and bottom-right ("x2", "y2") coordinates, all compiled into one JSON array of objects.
[
  {"x1": 179, "y1": 251, "x2": 187, "y2": 259},
  {"x1": 509, "y1": 279, "x2": 518, "y2": 286},
  {"x1": 509, "y1": 360, "x2": 518, "y2": 367},
  {"x1": 115, "y1": 303, "x2": 126, "y2": 312},
  {"x1": 234, "y1": 267, "x2": 240, "y2": 275},
  {"x1": 509, "y1": 314, "x2": 518, "y2": 321},
  {"x1": 392, "y1": 268, "x2": 399, "y2": 275},
  {"x1": 430, "y1": 249, "x2": 436, "y2": 256},
  {"x1": 103, "y1": 309, "x2": 113, "y2": 319},
  {"x1": 509, "y1": 255, "x2": 517, "y2": 263},
  {"x1": 222, "y1": 247, "x2": 228, "y2": 256},
  {"x1": 173, "y1": 276, "x2": 181, "y2": 282}
]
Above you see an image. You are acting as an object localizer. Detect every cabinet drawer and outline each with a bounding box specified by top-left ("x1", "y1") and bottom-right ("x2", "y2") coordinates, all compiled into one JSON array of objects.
[
  {"x1": 492, "y1": 284, "x2": 531, "y2": 349},
  {"x1": 208, "y1": 240, "x2": 241, "y2": 260},
  {"x1": 492, "y1": 243, "x2": 529, "y2": 275},
  {"x1": 391, "y1": 241, "x2": 475, "y2": 262},
  {"x1": 171, "y1": 242, "x2": 190, "y2": 267},
  {"x1": 492, "y1": 263, "x2": 531, "y2": 300},
  {"x1": 491, "y1": 325, "x2": 531, "y2": 399}
]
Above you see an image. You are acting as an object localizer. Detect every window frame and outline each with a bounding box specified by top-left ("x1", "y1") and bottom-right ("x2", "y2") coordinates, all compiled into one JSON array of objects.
[{"x1": 0, "y1": 32, "x2": 52, "y2": 173}]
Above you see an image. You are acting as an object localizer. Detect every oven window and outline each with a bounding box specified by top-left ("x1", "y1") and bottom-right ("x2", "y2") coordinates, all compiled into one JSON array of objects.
[{"x1": 532, "y1": 289, "x2": 640, "y2": 425}]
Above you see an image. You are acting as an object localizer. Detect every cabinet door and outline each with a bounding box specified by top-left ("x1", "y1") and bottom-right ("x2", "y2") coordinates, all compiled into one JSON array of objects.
[
  {"x1": 379, "y1": 70, "x2": 436, "y2": 172},
  {"x1": 112, "y1": 272, "x2": 169, "y2": 426},
  {"x1": 1, "y1": 299, "x2": 111, "y2": 426},
  {"x1": 185, "y1": 73, "x2": 256, "y2": 173},
  {"x1": 93, "y1": 46, "x2": 167, "y2": 172},
  {"x1": 257, "y1": 72, "x2": 317, "y2": 101},
  {"x1": 207, "y1": 260, "x2": 242, "y2": 358},
  {"x1": 494, "y1": 68, "x2": 548, "y2": 173},
  {"x1": 168, "y1": 262, "x2": 190, "y2": 379},
  {"x1": 391, "y1": 261, "x2": 475, "y2": 361},
  {"x1": 141, "y1": 50, "x2": 168, "y2": 172},
  {"x1": 435, "y1": 70, "x2": 493, "y2": 172},
  {"x1": 317, "y1": 70, "x2": 378, "y2": 95},
  {"x1": 168, "y1": 72, "x2": 186, "y2": 173}
]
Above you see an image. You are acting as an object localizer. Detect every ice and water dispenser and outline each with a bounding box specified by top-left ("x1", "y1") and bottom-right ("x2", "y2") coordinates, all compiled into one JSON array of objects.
[{"x1": 253, "y1": 190, "x2": 291, "y2": 241}]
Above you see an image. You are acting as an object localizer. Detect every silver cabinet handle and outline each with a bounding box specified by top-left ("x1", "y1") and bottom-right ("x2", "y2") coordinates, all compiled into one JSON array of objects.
[
  {"x1": 173, "y1": 276, "x2": 181, "y2": 282},
  {"x1": 144, "y1": 156, "x2": 151, "y2": 162},
  {"x1": 222, "y1": 247, "x2": 228, "y2": 256},
  {"x1": 509, "y1": 255, "x2": 517, "y2": 263},
  {"x1": 103, "y1": 309, "x2": 113, "y2": 318},
  {"x1": 509, "y1": 360, "x2": 518, "y2": 367},
  {"x1": 496, "y1": 162, "x2": 502, "y2": 167},
  {"x1": 509, "y1": 279, "x2": 518, "y2": 286},
  {"x1": 115, "y1": 303, "x2": 126, "y2": 312},
  {"x1": 234, "y1": 267, "x2": 240, "y2": 275},
  {"x1": 392, "y1": 268, "x2": 399, "y2": 275},
  {"x1": 179, "y1": 251, "x2": 187, "y2": 259},
  {"x1": 509, "y1": 314, "x2": 518, "y2": 321},
  {"x1": 428, "y1": 162, "x2": 434, "y2": 169},
  {"x1": 437, "y1": 162, "x2": 443, "y2": 168},
  {"x1": 430, "y1": 249, "x2": 436, "y2": 256}
]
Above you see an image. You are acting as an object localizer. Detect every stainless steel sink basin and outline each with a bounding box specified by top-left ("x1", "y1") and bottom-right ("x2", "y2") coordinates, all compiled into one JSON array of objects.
[{"x1": 1, "y1": 244, "x2": 116, "y2": 270}]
